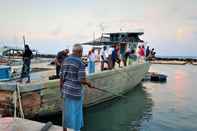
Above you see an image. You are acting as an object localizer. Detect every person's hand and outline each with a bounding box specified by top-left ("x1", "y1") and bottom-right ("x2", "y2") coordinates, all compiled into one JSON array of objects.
[
  {"x1": 89, "y1": 85, "x2": 95, "y2": 89},
  {"x1": 87, "y1": 82, "x2": 95, "y2": 89},
  {"x1": 89, "y1": 83, "x2": 95, "y2": 89}
]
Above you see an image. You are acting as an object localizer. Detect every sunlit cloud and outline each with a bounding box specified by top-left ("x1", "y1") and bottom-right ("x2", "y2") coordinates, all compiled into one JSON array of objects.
[
  {"x1": 176, "y1": 27, "x2": 193, "y2": 41},
  {"x1": 0, "y1": 0, "x2": 197, "y2": 56}
]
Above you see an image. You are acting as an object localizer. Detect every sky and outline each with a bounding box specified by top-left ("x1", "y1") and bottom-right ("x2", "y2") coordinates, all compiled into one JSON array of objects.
[{"x1": 0, "y1": 0, "x2": 197, "y2": 56}]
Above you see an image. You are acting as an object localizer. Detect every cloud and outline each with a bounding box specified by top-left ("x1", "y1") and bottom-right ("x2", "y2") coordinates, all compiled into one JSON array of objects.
[
  {"x1": 188, "y1": 16, "x2": 197, "y2": 22},
  {"x1": 1, "y1": 0, "x2": 197, "y2": 56}
]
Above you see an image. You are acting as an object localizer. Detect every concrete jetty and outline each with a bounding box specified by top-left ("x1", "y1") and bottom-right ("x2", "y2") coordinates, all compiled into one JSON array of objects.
[
  {"x1": 0, "y1": 117, "x2": 62, "y2": 131},
  {"x1": 149, "y1": 57, "x2": 197, "y2": 65}
]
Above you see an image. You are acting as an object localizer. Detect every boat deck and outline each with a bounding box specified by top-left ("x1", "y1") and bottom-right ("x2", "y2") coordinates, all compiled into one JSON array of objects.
[{"x1": 7, "y1": 60, "x2": 144, "y2": 84}]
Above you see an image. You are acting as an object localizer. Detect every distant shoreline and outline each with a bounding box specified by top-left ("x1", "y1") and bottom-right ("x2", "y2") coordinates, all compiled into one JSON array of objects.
[
  {"x1": 149, "y1": 57, "x2": 197, "y2": 65},
  {"x1": 32, "y1": 54, "x2": 197, "y2": 65}
]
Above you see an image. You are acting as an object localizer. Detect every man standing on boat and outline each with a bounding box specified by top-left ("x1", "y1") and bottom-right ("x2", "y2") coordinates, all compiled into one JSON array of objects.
[
  {"x1": 55, "y1": 49, "x2": 69, "y2": 78},
  {"x1": 17, "y1": 44, "x2": 33, "y2": 83},
  {"x1": 100, "y1": 46, "x2": 109, "y2": 70},
  {"x1": 145, "y1": 46, "x2": 150, "y2": 57},
  {"x1": 60, "y1": 44, "x2": 94, "y2": 131},
  {"x1": 120, "y1": 44, "x2": 126, "y2": 66},
  {"x1": 108, "y1": 45, "x2": 114, "y2": 69}
]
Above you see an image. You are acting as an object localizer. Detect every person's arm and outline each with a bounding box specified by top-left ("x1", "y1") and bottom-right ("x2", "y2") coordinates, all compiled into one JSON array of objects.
[
  {"x1": 80, "y1": 79, "x2": 95, "y2": 88},
  {"x1": 30, "y1": 50, "x2": 33, "y2": 59},
  {"x1": 59, "y1": 78, "x2": 64, "y2": 89},
  {"x1": 78, "y1": 62, "x2": 95, "y2": 88},
  {"x1": 80, "y1": 79, "x2": 94, "y2": 88},
  {"x1": 101, "y1": 55, "x2": 104, "y2": 61},
  {"x1": 60, "y1": 77, "x2": 64, "y2": 89},
  {"x1": 55, "y1": 58, "x2": 61, "y2": 66},
  {"x1": 59, "y1": 63, "x2": 64, "y2": 89},
  {"x1": 100, "y1": 50, "x2": 105, "y2": 61},
  {"x1": 56, "y1": 52, "x2": 61, "y2": 66},
  {"x1": 22, "y1": 51, "x2": 25, "y2": 60}
]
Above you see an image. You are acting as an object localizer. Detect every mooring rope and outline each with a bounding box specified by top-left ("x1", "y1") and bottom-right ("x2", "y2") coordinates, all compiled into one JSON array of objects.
[
  {"x1": 16, "y1": 84, "x2": 24, "y2": 119},
  {"x1": 13, "y1": 84, "x2": 24, "y2": 119},
  {"x1": 13, "y1": 89, "x2": 17, "y2": 118}
]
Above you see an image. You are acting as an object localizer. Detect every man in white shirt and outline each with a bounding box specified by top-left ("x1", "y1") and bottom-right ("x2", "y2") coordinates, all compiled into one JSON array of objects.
[
  {"x1": 100, "y1": 46, "x2": 109, "y2": 71},
  {"x1": 108, "y1": 46, "x2": 114, "y2": 69}
]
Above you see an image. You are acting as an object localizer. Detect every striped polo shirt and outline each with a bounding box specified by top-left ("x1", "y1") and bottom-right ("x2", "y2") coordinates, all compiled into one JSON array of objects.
[{"x1": 60, "y1": 55, "x2": 86, "y2": 99}]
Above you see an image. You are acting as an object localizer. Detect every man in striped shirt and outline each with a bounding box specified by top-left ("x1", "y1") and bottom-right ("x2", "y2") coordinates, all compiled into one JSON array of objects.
[{"x1": 60, "y1": 44, "x2": 94, "y2": 131}]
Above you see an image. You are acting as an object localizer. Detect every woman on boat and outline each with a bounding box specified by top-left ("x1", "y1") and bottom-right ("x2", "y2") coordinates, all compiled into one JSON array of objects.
[
  {"x1": 17, "y1": 44, "x2": 33, "y2": 83},
  {"x1": 87, "y1": 48, "x2": 96, "y2": 74},
  {"x1": 137, "y1": 45, "x2": 145, "y2": 63},
  {"x1": 60, "y1": 44, "x2": 94, "y2": 131},
  {"x1": 140, "y1": 45, "x2": 145, "y2": 58}
]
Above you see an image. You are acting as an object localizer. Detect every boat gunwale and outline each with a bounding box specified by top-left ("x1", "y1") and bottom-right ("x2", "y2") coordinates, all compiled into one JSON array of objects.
[
  {"x1": 0, "y1": 62, "x2": 150, "y2": 93},
  {"x1": 88, "y1": 62, "x2": 149, "y2": 79}
]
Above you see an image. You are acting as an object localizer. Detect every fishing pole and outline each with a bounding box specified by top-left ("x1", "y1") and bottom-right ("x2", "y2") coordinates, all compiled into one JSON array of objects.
[{"x1": 92, "y1": 87, "x2": 126, "y2": 98}]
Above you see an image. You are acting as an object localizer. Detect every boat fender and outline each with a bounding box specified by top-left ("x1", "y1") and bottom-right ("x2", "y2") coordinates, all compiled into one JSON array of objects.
[
  {"x1": 150, "y1": 74, "x2": 167, "y2": 82},
  {"x1": 40, "y1": 121, "x2": 53, "y2": 131}
]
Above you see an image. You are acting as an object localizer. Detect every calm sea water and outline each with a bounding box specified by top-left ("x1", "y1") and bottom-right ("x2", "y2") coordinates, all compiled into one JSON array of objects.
[{"x1": 37, "y1": 64, "x2": 197, "y2": 131}]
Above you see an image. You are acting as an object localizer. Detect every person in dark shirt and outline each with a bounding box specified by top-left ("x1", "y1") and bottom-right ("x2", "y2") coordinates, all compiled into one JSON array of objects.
[
  {"x1": 17, "y1": 44, "x2": 33, "y2": 83},
  {"x1": 151, "y1": 48, "x2": 156, "y2": 57},
  {"x1": 56, "y1": 49, "x2": 69, "y2": 78},
  {"x1": 112, "y1": 45, "x2": 121, "y2": 68},
  {"x1": 146, "y1": 46, "x2": 150, "y2": 57},
  {"x1": 124, "y1": 49, "x2": 131, "y2": 66}
]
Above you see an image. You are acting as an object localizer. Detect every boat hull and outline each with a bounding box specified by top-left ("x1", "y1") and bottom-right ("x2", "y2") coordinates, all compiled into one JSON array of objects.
[{"x1": 0, "y1": 62, "x2": 150, "y2": 118}]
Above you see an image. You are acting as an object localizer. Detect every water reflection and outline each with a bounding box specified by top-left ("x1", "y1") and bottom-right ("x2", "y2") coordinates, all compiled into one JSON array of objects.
[
  {"x1": 82, "y1": 84, "x2": 153, "y2": 131},
  {"x1": 173, "y1": 70, "x2": 188, "y2": 97},
  {"x1": 141, "y1": 65, "x2": 197, "y2": 131},
  {"x1": 34, "y1": 84, "x2": 153, "y2": 131},
  {"x1": 35, "y1": 65, "x2": 197, "y2": 131}
]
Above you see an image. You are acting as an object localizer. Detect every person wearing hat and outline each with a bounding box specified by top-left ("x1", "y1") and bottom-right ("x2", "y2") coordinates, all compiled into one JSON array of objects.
[{"x1": 100, "y1": 46, "x2": 109, "y2": 71}]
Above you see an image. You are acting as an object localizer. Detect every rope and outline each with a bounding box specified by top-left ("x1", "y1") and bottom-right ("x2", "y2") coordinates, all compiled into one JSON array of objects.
[
  {"x1": 11, "y1": 85, "x2": 17, "y2": 129},
  {"x1": 13, "y1": 90, "x2": 17, "y2": 118},
  {"x1": 13, "y1": 84, "x2": 24, "y2": 119},
  {"x1": 16, "y1": 84, "x2": 24, "y2": 119},
  {"x1": 92, "y1": 86, "x2": 126, "y2": 98}
]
